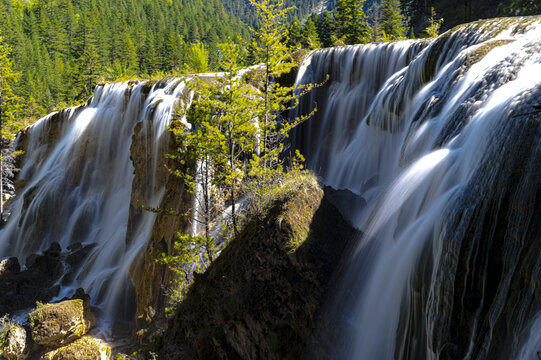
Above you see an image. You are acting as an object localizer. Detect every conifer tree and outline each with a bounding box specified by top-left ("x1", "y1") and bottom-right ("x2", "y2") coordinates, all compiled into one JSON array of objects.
[
  {"x1": 302, "y1": 16, "x2": 321, "y2": 49},
  {"x1": 184, "y1": 41, "x2": 209, "y2": 74},
  {"x1": 333, "y1": 0, "x2": 370, "y2": 45},
  {"x1": 380, "y1": 0, "x2": 407, "y2": 40},
  {"x1": 287, "y1": 17, "x2": 304, "y2": 49},
  {"x1": 0, "y1": 32, "x2": 21, "y2": 215},
  {"x1": 317, "y1": 10, "x2": 335, "y2": 48},
  {"x1": 369, "y1": 2, "x2": 381, "y2": 42}
]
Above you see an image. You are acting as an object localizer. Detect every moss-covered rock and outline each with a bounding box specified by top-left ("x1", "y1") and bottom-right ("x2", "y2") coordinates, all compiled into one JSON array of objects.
[
  {"x1": 40, "y1": 336, "x2": 111, "y2": 360},
  {"x1": 0, "y1": 322, "x2": 28, "y2": 360},
  {"x1": 28, "y1": 299, "x2": 96, "y2": 348},
  {"x1": 162, "y1": 175, "x2": 360, "y2": 359}
]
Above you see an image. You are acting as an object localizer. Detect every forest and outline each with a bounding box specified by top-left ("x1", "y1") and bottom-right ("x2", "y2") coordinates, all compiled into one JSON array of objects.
[{"x1": 1, "y1": 0, "x2": 538, "y2": 134}]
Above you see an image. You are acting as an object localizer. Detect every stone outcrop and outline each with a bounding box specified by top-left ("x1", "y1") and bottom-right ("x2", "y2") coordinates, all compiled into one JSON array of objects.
[
  {"x1": 162, "y1": 175, "x2": 360, "y2": 359},
  {"x1": 28, "y1": 299, "x2": 96, "y2": 348},
  {"x1": 0, "y1": 322, "x2": 28, "y2": 360},
  {"x1": 40, "y1": 336, "x2": 111, "y2": 360},
  {"x1": 127, "y1": 117, "x2": 193, "y2": 339},
  {"x1": 0, "y1": 243, "x2": 64, "y2": 316}
]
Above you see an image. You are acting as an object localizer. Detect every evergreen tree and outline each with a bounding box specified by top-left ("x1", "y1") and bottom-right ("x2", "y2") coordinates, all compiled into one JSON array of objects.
[
  {"x1": 0, "y1": 31, "x2": 21, "y2": 215},
  {"x1": 287, "y1": 17, "x2": 303, "y2": 49},
  {"x1": 317, "y1": 10, "x2": 335, "y2": 48},
  {"x1": 368, "y1": 2, "x2": 381, "y2": 42},
  {"x1": 333, "y1": 0, "x2": 370, "y2": 45},
  {"x1": 422, "y1": 7, "x2": 443, "y2": 38},
  {"x1": 380, "y1": 0, "x2": 407, "y2": 40},
  {"x1": 301, "y1": 16, "x2": 321, "y2": 49}
]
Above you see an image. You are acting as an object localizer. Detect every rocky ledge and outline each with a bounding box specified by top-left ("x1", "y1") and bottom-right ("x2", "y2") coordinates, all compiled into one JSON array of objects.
[{"x1": 161, "y1": 175, "x2": 360, "y2": 359}]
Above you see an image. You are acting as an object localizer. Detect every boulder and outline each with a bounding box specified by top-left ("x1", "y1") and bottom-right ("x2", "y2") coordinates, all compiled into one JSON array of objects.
[
  {"x1": 0, "y1": 244, "x2": 64, "y2": 316},
  {"x1": 0, "y1": 322, "x2": 28, "y2": 360},
  {"x1": 40, "y1": 336, "x2": 111, "y2": 360},
  {"x1": 29, "y1": 299, "x2": 96, "y2": 348},
  {"x1": 0, "y1": 258, "x2": 20, "y2": 276}
]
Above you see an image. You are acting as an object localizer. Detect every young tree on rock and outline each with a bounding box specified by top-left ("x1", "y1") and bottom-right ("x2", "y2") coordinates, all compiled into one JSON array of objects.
[{"x1": 247, "y1": 0, "x2": 318, "y2": 170}]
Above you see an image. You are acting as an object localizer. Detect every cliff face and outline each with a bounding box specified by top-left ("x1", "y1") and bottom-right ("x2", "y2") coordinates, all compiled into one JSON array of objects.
[
  {"x1": 3, "y1": 80, "x2": 194, "y2": 336},
  {"x1": 162, "y1": 176, "x2": 360, "y2": 359},
  {"x1": 127, "y1": 120, "x2": 193, "y2": 339}
]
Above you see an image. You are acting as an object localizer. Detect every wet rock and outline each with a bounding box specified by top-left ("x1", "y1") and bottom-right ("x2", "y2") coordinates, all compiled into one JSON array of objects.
[
  {"x1": 127, "y1": 121, "x2": 193, "y2": 338},
  {"x1": 44, "y1": 242, "x2": 61, "y2": 258},
  {"x1": 0, "y1": 322, "x2": 28, "y2": 360},
  {"x1": 40, "y1": 336, "x2": 111, "y2": 360},
  {"x1": 66, "y1": 243, "x2": 96, "y2": 266},
  {"x1": 0, "y1": 258, "x2": 20, "y2": 276},
  {"x1": 0, "y1": 246, "x2": 64, "y2": 316},
  {"x1": 29, "y1": 299, "x2": 96, "y2": 348}
]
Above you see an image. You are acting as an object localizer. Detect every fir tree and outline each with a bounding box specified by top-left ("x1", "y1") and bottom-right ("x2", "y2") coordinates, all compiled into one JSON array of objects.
[
  {"x1": 369, "y1": 2, "x2": 381, "y2": 42},
  {"x1": 333, "y1": 0, "x2": 370, "y2": 45},
  {"x1": 317, "y1": 10, "x2": 335, "y2": 48},
  {"x1": 380, "y1": 0, "x2": 407, "y2": 40},
  {"x1": 301, "y1": 16, "x2": 321, "y2": 49}
]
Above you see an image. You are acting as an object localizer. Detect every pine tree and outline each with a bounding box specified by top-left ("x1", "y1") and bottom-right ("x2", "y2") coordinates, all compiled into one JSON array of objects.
[
  {"x1": 422, "y1": 7, "x2": 443, "y2": 38},
  {"x1": 333, "y1": 0, "x2": 370, "y2": 45},
  {"x1": 380, "y1": 0, "x2": 407, "y2": 40}
]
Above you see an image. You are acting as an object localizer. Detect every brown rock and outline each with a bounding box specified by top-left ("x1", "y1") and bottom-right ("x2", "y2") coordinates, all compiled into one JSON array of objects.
[
  {"x1": 0, "y1": 322, "x2": 28, "y2": 360},
  {"x1": 40, "y1": 336, "x2": 111, "y2": 360},
  {"x1": 28, "y1": 299, "x2": 96, "y2": 348}
]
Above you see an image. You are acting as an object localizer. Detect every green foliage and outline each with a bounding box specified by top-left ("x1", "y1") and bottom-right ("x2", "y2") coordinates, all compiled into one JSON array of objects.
[
  {"x1": 0, "y1": 0, "x2": 247, "y2": 120},
  {"x1": 157, "y1": 232, "x2": 215, "y2": 316},
  {"x1": 333, "y1": 0, "x2": 370, "y2": 45},
  {"x1": 161, "y1": 0, "x2": 321, "y2": 316},
  {"x1": 0, "y1": 31, "x2": 23, "y2": 138},
  {"x1": 422, "y1": 7, "x2": 443, "y2": 38},
  {"x1": 317, "y1": 11, "x2": 336, "y2": 48},
  {"x1": 243, "y1": 150, "x2": 310, "y2": 219},
  {"x1": 183, "y1": 41, "x2": 210, "y2": 74},
  {"x1": 380, "y1": 0, "x2": 407, "y2": 40},
  {"x1": 247, "y1": 0, "x2": 320, "y2": 170}
]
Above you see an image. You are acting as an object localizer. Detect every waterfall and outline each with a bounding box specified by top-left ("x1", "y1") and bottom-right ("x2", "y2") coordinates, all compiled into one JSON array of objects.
[
  {"x1": 0, "y1": 78, "x2": 192, "y2": 332},
  {"x1": 291, "y1": 16, "x2": 541, "y2": 360}
]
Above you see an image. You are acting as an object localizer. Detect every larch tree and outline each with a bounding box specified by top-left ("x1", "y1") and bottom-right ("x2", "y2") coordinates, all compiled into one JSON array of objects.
[{"x1": 247, "y1": 0, "x2": 318, "y2": 171}]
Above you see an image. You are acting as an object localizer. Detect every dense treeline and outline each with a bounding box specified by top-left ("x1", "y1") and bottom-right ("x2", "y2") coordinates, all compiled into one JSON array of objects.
[
  {"x1": 288, "y1": 0, "x2": 538, "y2": 49},
  {"x1": 0, "y1": 0, "x2": 246, "y2": 119},
  {"x1": 221, "y1": 0, "x2": 327, "y2": 27},
  {"x1": 288, "y1": 0, "x2": 414, "y2": 49},
  {"x1": 402, "y1": 0, "x2": 539, "y2": 33}
]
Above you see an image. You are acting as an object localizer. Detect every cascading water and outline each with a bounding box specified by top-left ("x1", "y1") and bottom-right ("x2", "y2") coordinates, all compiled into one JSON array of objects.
[
  {"x1": 291, "y1": 16, "x2": 541, "y2": 360},
  {"x1": 0, "y1": 77, "x2": 192, "y2": 333}
]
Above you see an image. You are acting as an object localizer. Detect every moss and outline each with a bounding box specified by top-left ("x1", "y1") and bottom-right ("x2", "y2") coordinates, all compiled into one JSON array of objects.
[
  {"x1": 463, "y1": 39, "x2": 514, "y2": 68},
  {"x1": 42, "y1": 336, "x2": 112, "y2": 360},
  {"x1": 29, "y1": 299, "x2": 93, "y2": 347}
]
